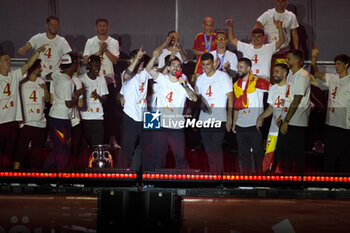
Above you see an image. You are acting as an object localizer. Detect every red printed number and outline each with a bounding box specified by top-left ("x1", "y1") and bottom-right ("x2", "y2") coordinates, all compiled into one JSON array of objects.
[
  {"x1": 274, "y1": 96, "x2": 282, "y2": 108},
  {"x1": 29, "y1": 90, "x2": 38, "y2": 102},
  {"x1": 206, "y1": 85, "x2": 213, "y2": 97},
  {"x1": 44, "y1": 48, "x2": 52, "y2": 59},
  {"x1": 166, "y1": 92, "x2": 173, "y2": 103},
  {"x1": 3, "y1": 83, "x2": 11, "y2": 96},
  {"x1": 139, "y1": 82, "x2": 145, "y2": 93},
  {"x1": 91, "y1": 89, "x2": 97, "y2": 100},
  {"x1": 331, "y1": 87, "x2": 337, "y2": 99},
  {"x1": 251, "y1": 54, "x2": 259, "y2": 64},
  {"x1": 285, "y1": 85, "x2": 290, "y2": 98}
]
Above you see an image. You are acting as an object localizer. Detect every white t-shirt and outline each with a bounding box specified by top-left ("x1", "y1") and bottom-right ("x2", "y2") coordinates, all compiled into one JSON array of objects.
[
  {"x1": 157, "y1": 48, "x2": 183, "y2": 68},
  {"x1": 80, "y1": 73, "x2": 109, "y2": 120},
  {"x1": 235, "y1": 79, "x2": 268, "y2": 127},
  {"x1": 210, "y1": 50, "x2": 238, "y2": 72},
  {"x1": 70, "y1": 76, "x2": 83, "y2": 127},
  {"x1": 49, "y1": 71, "x2": 74, "y2": 120},
  {"x1": 28, "y1": 33, "x2": 72, "y2": 80},
  {"x1": 83, "y1": 36, "x2": 120, "y2": 78},
  {"x1": 155, "y1": 73, "x2": 193, "y2": 128},
  {"x1": 267, "y1": 84, "x2": 287, "y2": 135},
  {"x1": 195, "y1": 70, "x2": 233, "y2": 122},
  {"x1": 0, "y1": 69, "x2": 24, "y2": 124},
  {"x1": 257, "y1": 8, "x2": 299, "y2": 54},
  {"x1": 324, "y1": 73, "x2": 350, "y2": 129},
  {"x1": 21, "y1": 78, "x2": 46, "y2": 128},
  {"x1": 282, "y1": 68, "x2": 310, "y2": 127},
  {"x1": 120, "y1": 70, "x2": 150, "y2": 122},
  {"x1": 237, "y1": 41, "x2": 276, "y2": 81}
]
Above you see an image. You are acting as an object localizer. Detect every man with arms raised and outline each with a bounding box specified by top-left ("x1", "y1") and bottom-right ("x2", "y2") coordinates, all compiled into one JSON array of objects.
[
  {"x1": 312, "y1": 48, "x2": 350, "y2": 173},
  {"x1": 146, "y1": 49, "x2": 197, "y2": 170},
  {"x1": 226, "y1": 17, "x2": 285, "y2": 81},
  {"x1": 0, "y1": 45, "x2": 47, "y2": 168}
]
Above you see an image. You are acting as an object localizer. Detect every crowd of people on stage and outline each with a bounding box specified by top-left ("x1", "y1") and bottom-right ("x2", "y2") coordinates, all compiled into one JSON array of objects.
[{"x1": 0, "y1": 0, "x2": 349, "y2": 174}]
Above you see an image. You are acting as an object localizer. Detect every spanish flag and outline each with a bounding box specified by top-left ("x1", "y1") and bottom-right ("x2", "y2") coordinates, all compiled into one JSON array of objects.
[{"x1": 233, "y1": 73, "x2": 270, "y2": 110}]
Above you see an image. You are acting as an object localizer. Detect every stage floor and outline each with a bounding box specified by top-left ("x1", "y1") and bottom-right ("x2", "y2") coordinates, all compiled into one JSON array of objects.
[{"x1": 0, "y1": 193, "x2": 349, "y2": 233}]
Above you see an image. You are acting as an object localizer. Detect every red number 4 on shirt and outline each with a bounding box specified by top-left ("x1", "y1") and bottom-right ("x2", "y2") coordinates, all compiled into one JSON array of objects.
[
  {"x1": 206, "y1": 85, "x2": 213, "y2": 97},
  {"x1": 44, "y1": 48, "x2": 52, "y2": 59},
  {"x1": 274, "y1": 96, "x2": 282, "y2": 108},
  {"x1": 29, "y1": 90, "x2": 38, "y2": 102},
  {"x1": 166, "y1": 92, "x2": 173, "y2": 103},
  {"x1": 3, "y1": 83, "x2": 11, "y2": 96},
  {"x1": 251, "y1": 54, "x2": 259, "y2": 64}
]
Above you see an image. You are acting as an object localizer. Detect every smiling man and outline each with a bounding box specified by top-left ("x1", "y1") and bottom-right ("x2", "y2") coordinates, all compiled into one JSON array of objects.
[
  {"x1": 226, "y1": 16, "x2": 285, "y2": 81},
  {"x1": 80, "y1": 55, "x2": 109, "y2": 147},
  {"x1": 0, "y1": 45, "x2": 48, "y2": 168},
  {"x1": 18, "y1": 16, "x2": 72, "y2": 81},
  {"x1": 83, "y1": 18, "x2": 120, "y2": 78},
  {"x1": 210, "y1": 30, "x2": 237, "y2": 78}
]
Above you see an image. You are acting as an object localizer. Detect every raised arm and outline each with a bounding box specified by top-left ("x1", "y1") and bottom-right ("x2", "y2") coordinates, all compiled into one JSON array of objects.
[
  {"x1": 145, "y1": 49, "x2": 160, "y2": 80},
  {"x1": 17, "y1": 42, "x2": 32, "y2": 56},
  {"x1": 311, "y1": 47, "x2": 326, "y2": 82},
  {"x1": 225, "y1": 17, "x2": 238, "y2": 47},
  {"x1": 123, "y1": 47, "x2": 146, "y2": 82},
  {"x1": 155, "y1": 33, "x2": 174, "y2": 52},
  {"x1": 291, "y1": 28, "x2": 299, "y2": 50},
  {"x1": 274, "y1": 17, "x2": 285, "y2": 50},
  {"x1": 21, "y1": 44, "x2": 48, "y2": 75},
  {"x1": 253, "y1": 21, "x2": 264, "y2": 30}
]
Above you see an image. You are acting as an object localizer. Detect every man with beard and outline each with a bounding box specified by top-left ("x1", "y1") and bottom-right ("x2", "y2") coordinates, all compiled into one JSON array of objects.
[
  {"x1": 156, "y1": 31, "x2": 188, "y2": 69},
  {"x1": 0, "y1": 45, "x2": 48, "y2": 168},
  {"x1": 18, "y1": 16, "x2": 72, "y2": 81},
  {"x1": 275, "y1": 49, "x2": 310, "y2": 174},
  {"x1": 83, "y1": 18, "x2": 120, "y2": 148},
  {"x1": 195, "y1": 53, "x2": 234, "y2": 172},
  {"x1": 83, "y1": 18, "x2": 119, "y2": 77},
  {"x1": 311, "y1": 48, "x2": 350, "y2": 173},
  {"x1": 232, "y1": 58, "x2": 270, "y2": 174},
  {"x1": 146, "y1": 50, "x2": 197, "y2": 170},
  {"x1": 256, "y1": 63, "x2": 288, "y2": 173},
  {"x1": 14, "y1": 59, "x2": 50, "y2": 169},
  {"x1": 225, "y1": 16, "x2": 284, "y2": 82},
  {"x1": 209, "y1": 30, "x2": 237, "y2": 78}
]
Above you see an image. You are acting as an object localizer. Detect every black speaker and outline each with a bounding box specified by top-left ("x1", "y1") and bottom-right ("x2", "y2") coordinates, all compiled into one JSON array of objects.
[{"x1": 98, "y1": 190, "x2": 182, "y2": 233}]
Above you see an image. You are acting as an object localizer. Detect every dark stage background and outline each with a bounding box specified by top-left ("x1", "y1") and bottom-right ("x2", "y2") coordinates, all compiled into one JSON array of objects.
[{"x1": 1, "y1": 0, "x2": 350, "y2": 61}]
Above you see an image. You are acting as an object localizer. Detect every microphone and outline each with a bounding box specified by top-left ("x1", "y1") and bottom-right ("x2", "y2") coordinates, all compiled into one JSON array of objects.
[{"x1": 175, "y1": 70, "x2": 186, "y2": 87}]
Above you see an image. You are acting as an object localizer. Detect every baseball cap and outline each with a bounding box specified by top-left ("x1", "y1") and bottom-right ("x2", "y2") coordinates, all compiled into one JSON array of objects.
[{"x1": 60, "y1": 54, "x2": 73, "y2": 65}]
